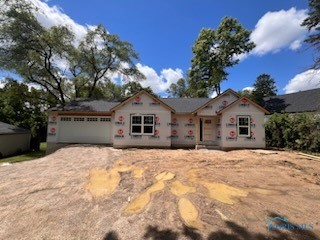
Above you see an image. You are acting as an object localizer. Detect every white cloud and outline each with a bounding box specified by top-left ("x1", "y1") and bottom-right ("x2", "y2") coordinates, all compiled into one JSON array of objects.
[
  {"x1": 136, "y1": 63, "x2": 183, "y2": 94},
  {"x1": 284, "y1": 69, "x2": 320, "y2": 93},
  {"x1": 210, "y1": 91, "x2": 218, "y2": 98},
  {"x1": 27, "y1": 82, "x2": 42, "y2": 91},
  {"x1": 251, "y1": 8, "x2": 308, "y2": 56},
  {"x1": 242, "y1": 86, "x2": 254, "y2": 92},
  {"x1": 28, "y1": 0, "x2": 93, "y2": 43},
  {"x1": 0, "y1": 78, "x2": 4, "y2": 89}
]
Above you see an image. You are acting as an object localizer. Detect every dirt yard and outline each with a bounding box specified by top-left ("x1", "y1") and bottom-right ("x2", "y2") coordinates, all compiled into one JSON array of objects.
[{"x1": 1, "y1": 146, "x2": 320, "y2": 240}]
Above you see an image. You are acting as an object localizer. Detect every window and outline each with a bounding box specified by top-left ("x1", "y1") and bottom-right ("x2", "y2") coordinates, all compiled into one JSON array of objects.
[
  {"x1": 100, "y1": 118, "x2": 111, "y2": 122},
  {"x1": 61, "y1": 117, "x2": 71, "y2": 121},
  {"x1": 74, "y1": 117, "x2": 85, "y2": 121},
  {"x1": 237, "y1": 116, "x2": 250, "y2": 137},
  {"x1": 131, "y1": 115, "x2": 154, "y2": 135},
  {"x1": 87, "y1": 117, "x2": 98, "y2": 122}
]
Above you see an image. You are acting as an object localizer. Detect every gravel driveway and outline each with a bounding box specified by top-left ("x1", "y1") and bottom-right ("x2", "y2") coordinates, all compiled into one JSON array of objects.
[{"x1": 1, "y1": 146, "x2": 320, "y2": 240}]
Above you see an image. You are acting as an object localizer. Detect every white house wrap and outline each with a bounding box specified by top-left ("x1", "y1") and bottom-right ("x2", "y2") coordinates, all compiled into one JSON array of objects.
[{"x1": 46, "y1": 89, "x2": 269, "y2": 153}]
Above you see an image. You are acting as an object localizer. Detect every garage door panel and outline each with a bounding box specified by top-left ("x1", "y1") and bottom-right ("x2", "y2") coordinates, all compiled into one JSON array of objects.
[{"x1": 58, "y1": 116, "x2": 111, "y2": 144}]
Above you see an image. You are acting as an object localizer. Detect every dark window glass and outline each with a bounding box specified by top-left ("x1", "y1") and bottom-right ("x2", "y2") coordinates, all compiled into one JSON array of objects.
[
  {"x1": 144, "y1": 126, "x2": 153, "y2": 134},
  {"x1": 238, "y1": 117, "x2": 249, "y2": 126},
  {"x1": 239, "y1": 127, "x2": 249, "y2": 135},
  {"x1": 144, "y1": 116, "x2": 154, "y2": 124},
  {"x1": 132, "y1": 125, "x2": 142, "y2": 133},
  {"x1": 132, "y1": 116, "x2": 142, "y2": 124}
]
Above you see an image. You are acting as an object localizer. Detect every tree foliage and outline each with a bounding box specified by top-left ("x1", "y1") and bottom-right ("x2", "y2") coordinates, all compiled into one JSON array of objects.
[
  {"x1": 0, "y1": 0, "x2": 144, "y2": 105},
  {"x1": 0, "y1": 79, "x2": 48, "y2": 150},
  {"x1": 301, "y1": 0, "x2": 320, "y2": 69},
  {"x1": 166, "y1": 78, "x2": 190, "y2": 97},
  {"x1": 265, "y1": 113, "x2": 320, "y2": 152},
  {"x1": 251, "y1": 74, "x2": 277, "y2": 104},
  {"x1": 122, "y1": 81, "x2": 154, "y2": 97},
  {"x1": 237, "y1": 89, "x2": 253, "y2": 98},
  {"x1": 188, "y1": 17, "x2": 255, "y2": 97}
]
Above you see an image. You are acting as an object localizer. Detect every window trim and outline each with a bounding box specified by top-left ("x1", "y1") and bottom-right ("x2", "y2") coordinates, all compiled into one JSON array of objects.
[
  {"x1": 130, "y1": 114, "x2": 155, "y2": 136},
  {"x1": 237, "y1": 115, "x2": 250, "y2": 137}
]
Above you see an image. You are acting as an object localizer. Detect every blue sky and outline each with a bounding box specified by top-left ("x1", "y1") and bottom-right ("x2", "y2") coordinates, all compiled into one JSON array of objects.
[{"x1": 1, "y1": 0, "x2": 319, "y2": 96}]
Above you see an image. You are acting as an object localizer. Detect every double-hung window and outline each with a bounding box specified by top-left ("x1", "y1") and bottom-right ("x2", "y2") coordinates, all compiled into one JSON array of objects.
[
  {"x1": 131, "y1": 115, "x2": 154, "y2": 135},
  {"x1": 237, "y1": 116, "x2": 250, "y2": 137}
]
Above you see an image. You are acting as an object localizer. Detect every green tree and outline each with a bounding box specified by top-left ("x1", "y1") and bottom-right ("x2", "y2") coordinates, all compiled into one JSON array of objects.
[
  {"x1": 265, "y1": 113, "x2": 320, "y2": 152},
  {"x1": 122, "y1": 81, "x2": 154, "y2": 97},
  {"x1": 166, "y1": 78, "x2": 190, "y2": 97},
  {"x1": 0, "y1": 79, "x2": 48, "y2": 150},
  {"x1": 301, "y1": 0, "x2": 320, "y2": 69},
  {"x1": 251, "y1": 74, "x2": 277, "y2": 104},
  {"x1": 237, "y1": 89, "x2": 253, "y2": 98},
  {"x1": 189, "y1": 17, "x2": 255, "y2": 97},
  {"x1": 0, "y1": 1, "x2": 144, "y2": 105},
  {"x1": 72, "y1": 25, "x2": 144, "y2": 98}
]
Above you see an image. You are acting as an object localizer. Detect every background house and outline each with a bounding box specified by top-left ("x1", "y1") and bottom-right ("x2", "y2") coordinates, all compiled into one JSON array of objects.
[
  {"x1": 263, "y1": 88, "x2": 320, "y2": 114},
  {"x1": 0, "y1": 122, "x2": 31, "y2": 158}
]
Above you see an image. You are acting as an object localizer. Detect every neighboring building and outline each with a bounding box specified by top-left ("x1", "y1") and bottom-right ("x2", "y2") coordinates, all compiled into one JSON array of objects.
[
  {"x1": 0, "y1": 122, "x2": 31, "y2": 158},
  {"x1": 263, "y1": 88, "x2": 320, "y2": 114},
  {"x1": 46, "y1": 89, "x2": 269, "y2": 153}
]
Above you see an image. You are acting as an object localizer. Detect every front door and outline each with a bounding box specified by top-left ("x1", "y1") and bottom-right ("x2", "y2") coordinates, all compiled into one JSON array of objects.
[{"x1": 202, "y1": 118, "x2": 215, "y2": 142}]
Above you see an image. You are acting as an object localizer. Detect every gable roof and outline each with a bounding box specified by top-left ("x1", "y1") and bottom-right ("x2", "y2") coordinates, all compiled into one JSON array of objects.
[
  {"x1": 110, "y1": 90, "x2": 176, "y2": 112},
  {"x1": 161, "y1": 98, "x2": 211, "y2": 113},
  {"x1": 49, "y1": 99, "x2": 120, "y2": 112},
  {"x1": 48, "y1": 89, "x2": 249, "y2": 114},
  {"x1": 0, "y1": 122, "x2": 31, "y2": 135},
  {"x1": 191, "y1": 88, "x2": 240, "y2": 114},
  {"x1": 263, "y1": 88, "x2": 320, "y2": 113},
  {"x1": 217, "y1": 97, "x2": 270, "y2": 115}
]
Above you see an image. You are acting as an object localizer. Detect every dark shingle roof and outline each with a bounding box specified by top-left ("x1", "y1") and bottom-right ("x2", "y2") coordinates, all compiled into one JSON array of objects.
[
  {"x1": 263, "y1": 88, "x2": 320, "y2": 113},
  {"x1": 49, "y1": 98, "x2": 212, "y2": 113},
  {"x1": 0, "y1": 122, "x2": 31, "y2": 135},
  {"x1": 161, "y1": 98, "x2": 211, "y2": 113},
  {"x1": 50, "y1": 99, "x2": 120, "y2": 112}
]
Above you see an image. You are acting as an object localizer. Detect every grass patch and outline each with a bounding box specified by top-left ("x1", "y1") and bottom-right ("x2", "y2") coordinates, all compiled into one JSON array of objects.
[{"x1": 0, "y1": 142, "x2": 47, "y2": 163}]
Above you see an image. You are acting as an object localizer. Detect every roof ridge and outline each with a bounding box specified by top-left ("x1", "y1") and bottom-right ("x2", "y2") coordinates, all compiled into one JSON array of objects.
[{"x1": 266, "y1": 88, "x2": 320, "y2": 98}]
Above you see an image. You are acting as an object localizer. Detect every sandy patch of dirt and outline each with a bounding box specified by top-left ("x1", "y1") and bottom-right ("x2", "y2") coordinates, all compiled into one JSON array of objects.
[
  {"x1": 125, "y1": 172, "x2": 174, "y2": 214},
  {"x1": 169, "y1": 180, "x2": 196, "y2": 196},
  {"x1": 1, "y1": 146, "x2": 320, "y2": 239},
  {"x1": 125, "y1": 181, "x2": 165, "y2": 214},
  {"x1": 178, "y1": 197, "x2": 203, "y2": 229}
]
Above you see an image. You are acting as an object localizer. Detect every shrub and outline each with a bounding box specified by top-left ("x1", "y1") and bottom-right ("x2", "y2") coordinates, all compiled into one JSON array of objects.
[{"x1": 265, "y1": 112, "x2": 320, "y2": 153}]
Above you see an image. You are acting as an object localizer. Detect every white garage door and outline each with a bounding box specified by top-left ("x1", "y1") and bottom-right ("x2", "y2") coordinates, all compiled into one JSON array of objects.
[{"x1": 58, "y1": 116, "x2": 112, "y2": 144}]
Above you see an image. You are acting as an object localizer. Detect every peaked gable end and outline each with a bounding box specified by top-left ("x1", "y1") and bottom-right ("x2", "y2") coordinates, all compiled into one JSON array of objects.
[
  {"x1": 110, "y1": 90, "x2": 175, "y2": 112},
  {"x1": 217, "y1": 97, "x2": 270, "y2": 115},
  {"x1": 193, "y1": 89, "x2": 240, "y2": 116}
]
